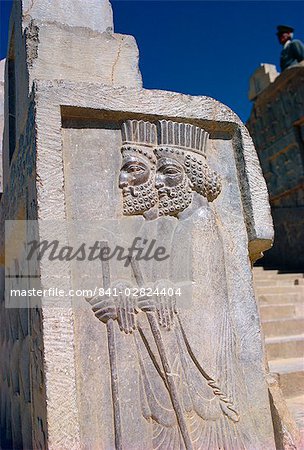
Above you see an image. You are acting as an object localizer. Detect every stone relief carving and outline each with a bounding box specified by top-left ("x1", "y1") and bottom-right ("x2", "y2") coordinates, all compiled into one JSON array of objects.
[
  {"x1": 119, "y1": 119, "x2": 222, "y2": 218},
  {"x1": 119, "y1": 120, "x2": 158, "y2": 219},
  {"x1": 85, "y1": 120, "x2": 252, "y2": 448},
  {"x1": 86, "y1": 249, "x2": 246, "y2": 449}
]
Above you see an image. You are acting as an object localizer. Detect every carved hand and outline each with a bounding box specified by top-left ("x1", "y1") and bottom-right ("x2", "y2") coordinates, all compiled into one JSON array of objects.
[
  {"x1": 86, "y1": 294, "x2": 117, "y2": 324},
  {"x1": 139, "y1": 281, "x2": 177, "y2": 330},
  {"x1": 137, "y1": 288, "x2": 157, "y2": 313},
  {"x1": 156, "y1": 290, "x2": 177, "y2": 330},
  {"x1": 114, "y1": 281, "x2": 137, "y2": 334}
]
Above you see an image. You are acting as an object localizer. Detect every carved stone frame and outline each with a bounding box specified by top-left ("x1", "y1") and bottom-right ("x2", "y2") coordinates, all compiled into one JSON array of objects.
[{"x1": 32, "y1": 80, "x2": 274, "y2": 449}]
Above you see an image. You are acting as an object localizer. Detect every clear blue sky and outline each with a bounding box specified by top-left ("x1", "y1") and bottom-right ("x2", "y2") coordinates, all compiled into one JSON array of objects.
[{"x1": 1, "y1": 1, "x2": 303, "y2": 121}]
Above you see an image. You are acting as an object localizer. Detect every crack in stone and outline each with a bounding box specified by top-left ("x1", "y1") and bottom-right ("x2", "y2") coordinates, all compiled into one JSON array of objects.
[
  {"x1": 111, "y1": 36, "x2": 123, "y2": 85},
  {"x1": 23, "y1": 0, "x2": 36, "y2": 20}
]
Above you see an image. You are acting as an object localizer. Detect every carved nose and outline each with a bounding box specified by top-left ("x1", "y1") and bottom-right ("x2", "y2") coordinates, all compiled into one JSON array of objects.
[
  {"x1": 119, "y1": 174, "x2": 128, "y2": 188},
  {"x1": 155, "y1": 178, "x2": 164, "y2": 189}
]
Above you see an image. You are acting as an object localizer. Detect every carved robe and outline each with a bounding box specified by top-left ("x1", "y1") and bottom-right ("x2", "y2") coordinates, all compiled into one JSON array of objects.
[{"x1": 88, "y1": 200, "x2": 258, "y2": 449}]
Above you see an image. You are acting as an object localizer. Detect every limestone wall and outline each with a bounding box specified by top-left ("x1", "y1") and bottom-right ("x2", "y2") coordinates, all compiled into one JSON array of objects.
[
  {"x1": 0, "y1": 98, "x2": 48, "y2": 449},
  {"x1": 247, "y1": 65, "x2": 304, "y2": 269}
]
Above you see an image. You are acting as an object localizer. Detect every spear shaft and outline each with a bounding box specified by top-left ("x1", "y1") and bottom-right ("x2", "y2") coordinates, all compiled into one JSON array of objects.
[
  {"x1": 100, "y1": 241, "x2": 123, "y2": 450},
  {"x1": 130, "y1": 258, "x2": 193, "y2": 450}
]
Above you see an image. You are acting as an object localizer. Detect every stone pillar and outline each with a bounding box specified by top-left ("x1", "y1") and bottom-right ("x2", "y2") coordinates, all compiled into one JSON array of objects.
[
  {"x1": 1, "y1": 1, "x2": 142, "y2": 448},
  {"x1": 0, "y1": 1, "x2": 277, "y2": 449}
]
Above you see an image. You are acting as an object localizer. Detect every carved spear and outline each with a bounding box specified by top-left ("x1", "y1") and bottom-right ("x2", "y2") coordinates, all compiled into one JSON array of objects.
[
  {"x1": 90, "y1": 241, "x2": 123, "y2": 450},
  {"x1": 130, "y1": 257, "x2": 193, "y2": 450},
  {"x1": 101, "y1": 250, "x2": 122, "y2": 450}
]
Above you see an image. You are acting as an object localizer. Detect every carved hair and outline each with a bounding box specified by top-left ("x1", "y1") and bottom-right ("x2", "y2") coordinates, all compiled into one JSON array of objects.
[
  {"x1": 154, "y1": 147, "x2": 222, "y2": 202},
  {"x1": 121, "y1": 145, "x2": 157, "y2": 165},
  {"x1": 184, "y1": 153, "x2": 222, "y2": 202}
]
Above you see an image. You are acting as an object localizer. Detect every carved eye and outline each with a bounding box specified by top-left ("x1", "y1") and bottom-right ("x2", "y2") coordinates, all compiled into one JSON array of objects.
[
  {"x1": 161, "y1": 166, "x2": 182, "y2": 175},
  {"x1": 127, "y1": 165, "x2": 146, "y2": 174},
  {"x1": 123, "y1": 162, "x2": 147, "y2": 174}
]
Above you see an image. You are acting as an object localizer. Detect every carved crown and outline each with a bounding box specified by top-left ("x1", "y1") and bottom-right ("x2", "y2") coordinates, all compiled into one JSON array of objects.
[
  {"x1": 121, "y1": 120, "x2": 157, "y2": 148},
  {"x1": 157, "y1": 120, "x2": 209, "y2": 157}
]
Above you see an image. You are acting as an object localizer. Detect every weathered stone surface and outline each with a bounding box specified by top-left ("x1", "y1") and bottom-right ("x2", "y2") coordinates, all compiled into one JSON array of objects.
[
  {"x1": 267, "y1": 373, "x2": 301, "y2": 450},
  {"x1": 13, "y1": 79, "x2": 273, "y2": 449},
  {"x1": 22, "y1": 0, "x2": 114, "y2": 33},
  {"x1": 247, "y1": 65, "x2": 304, "y2": 269},
  {"x1": 47, "y1": 81, "x2": 274, "y2": 259},
  {"x1": 0, "y1": 99, "x2": 44, "y2": 449},
  {"x1": 0, "y1": 2, "x2": 277, "y2": 449},
  {"x1": 267, "y1": 207, "x2": 304, "y2": 269},
  {"x1": 1, "y1": 1, "x2": 141, "y2": 189},
  {"x1": 27, "y1": 21, "x2": 142, "y2": 88},
  {"x1": 0, "y1": 59, "x2": 4, "y2": 113}
]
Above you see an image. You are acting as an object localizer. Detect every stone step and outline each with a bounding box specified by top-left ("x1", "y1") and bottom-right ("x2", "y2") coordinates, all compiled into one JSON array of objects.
[
  {"x1": 253, "y1": 272, "x2": 304, "y2": 280},
  {"x1": 266, "y1": 334, "x2": 304, "y2": 360},
  {"x1": 253, "y1": 267, "x2": 270, "y2": 272},
  {"x1": 260, "y1": 303, "x2": 304, "y2": 321},
  {"x1": 258, "y1": 293, "x2": 304, "y2": 305},
  {"x1": 256, "y1": 286, "x2": 304, "y2": 295},
  {"x1": 253, "y1": 272, "x2": 279, "y2": 278},
  {"x1": 269, "y1": 358, "x2": 304, "y2": 398},
  {"x1": 255, "y1": 268, "x2": 304, "y2": 441},
  {"x1": 253, "y1": 272, "x2": 278, "y2": 279},
  {"x1": 286, "y1": 395, "x2": 304, "y2": 445},
  {"x1": 277, "y1": 273, "x2": 304, "y2": 279},
  {"x1": 262, "y1": 318, "x2": 304, "y2": 338},
  {"x1": 255, "y1": 279, "x2": 304, "y2": 287}
]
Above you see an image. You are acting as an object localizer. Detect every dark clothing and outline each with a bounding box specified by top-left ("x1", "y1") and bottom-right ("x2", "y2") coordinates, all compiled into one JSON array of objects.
[{"x1": 280, "y1": 39, "x2": 304, "y2": 71}]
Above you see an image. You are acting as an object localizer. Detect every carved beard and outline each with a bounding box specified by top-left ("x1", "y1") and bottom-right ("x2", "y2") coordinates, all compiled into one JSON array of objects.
[
  {"x1": 122, "y1": 176, "x2": 158, "y2": 215},
  {"x1": 158, "y1": 177, "x2": 193, "y2": 216}
]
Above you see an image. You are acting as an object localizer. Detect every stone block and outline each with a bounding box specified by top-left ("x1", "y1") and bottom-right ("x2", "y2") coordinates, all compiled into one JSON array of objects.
[
  {"x1": 247, "y1": 66, "x2": 304, "y2": 269},
  {"x1": 248, "y1": 64, "x2": 279, "y2": 101},
  {"x1": 0, "y1": 59, "x2": 4, "y2": 116},
  {"x1": 27, "y1": 21, "x2": 142, "y2": 89},
  {"x1": 22, "y1": 0, "x2": 114, "y2": 34},
  {"x1": 7, "y1": 79, "x2": 273, "y2": 449},
  {"x1": 260, "y1": 304, "x2": 300, "y2": 321},
  {"x1": 1, "y1": 2, "x2": 141, "y2": 190},
  {"x1": 0, "y1": 2, "x2": 278, "y2": 448}
]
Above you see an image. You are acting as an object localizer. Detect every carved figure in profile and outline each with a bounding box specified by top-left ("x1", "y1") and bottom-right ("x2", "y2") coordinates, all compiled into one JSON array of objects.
[
  {"x1": 154, "y1": 120, "x2": 222, "y2": 217},
  {"x1": 87, "y1": 266, "x2": 245, "y2": 450},
  {"x1": 118, "y1": 119, "x2": 222, "y2": 220},
  {"x1": 119, "y1": 120, "x2": 158, "y2": 219},
  {"x1": 85, "y1": 120, "x2": 253, "y2": 449}
]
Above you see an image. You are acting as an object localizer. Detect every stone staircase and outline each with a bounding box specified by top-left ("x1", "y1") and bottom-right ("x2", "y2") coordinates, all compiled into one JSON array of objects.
[{"x1": 253, "y1": 267, "x2": 304, "y2": 444}]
